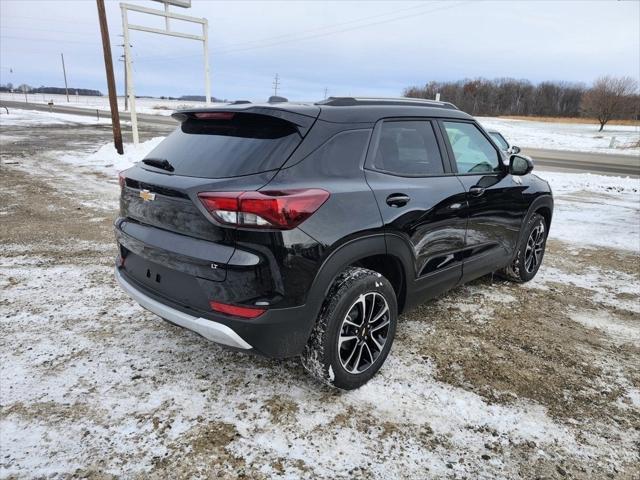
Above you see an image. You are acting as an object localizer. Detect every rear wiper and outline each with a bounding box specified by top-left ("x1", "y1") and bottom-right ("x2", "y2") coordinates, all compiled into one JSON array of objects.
[{"x1": 142, "y1": 157, "x2": 175, "y2": 172}]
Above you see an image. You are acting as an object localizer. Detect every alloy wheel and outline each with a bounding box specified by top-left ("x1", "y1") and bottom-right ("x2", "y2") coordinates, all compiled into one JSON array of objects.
[
  {"x1": 524, "y1": 222, "x2": 545, "y2": 273},
  {"x1": 338, "y1": 292, "x2": 390, "y2": 374}
]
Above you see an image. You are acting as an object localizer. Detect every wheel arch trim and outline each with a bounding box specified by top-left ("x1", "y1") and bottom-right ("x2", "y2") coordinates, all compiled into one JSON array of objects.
[
  {"x1": 515, "y1": 194, "x2": 554, "y2": 254},
  {"x1": 302, "y1": 234, "x2": 413, "y2": 333}
]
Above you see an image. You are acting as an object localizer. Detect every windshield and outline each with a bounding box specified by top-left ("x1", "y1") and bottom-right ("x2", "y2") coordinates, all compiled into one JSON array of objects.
[{"x1": 143, "y1": 113, "x2": 302, "y2": 178}]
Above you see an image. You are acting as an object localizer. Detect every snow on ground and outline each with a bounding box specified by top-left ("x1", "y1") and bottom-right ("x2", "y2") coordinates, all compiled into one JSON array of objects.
[
  {"x1": 0, "y1": 108, "x2": 115, "y2": 126},
  {"x1": 0, "y1": 259, "x2": 583, "y2": 478},
  {"x1": 536, "y1": 171, "x2": 640, "y2": 251},
  {"x1": 0, "y1": 92, "x2": 224, "y2": 116},
  {"x1": 1, "y1": 246, "x2": 638, "y2": 478},
  {"x1": 478, "y1": 117, "x2": 640, "y2": 155},
  {"x1": 58, "y1": 137, "x2": 164, "y2": 176}
]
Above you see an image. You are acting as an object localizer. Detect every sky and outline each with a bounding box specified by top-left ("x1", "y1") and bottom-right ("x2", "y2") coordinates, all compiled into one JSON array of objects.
[{"x1": 0, "y1": 0, "x2": 639, "y2": 102}]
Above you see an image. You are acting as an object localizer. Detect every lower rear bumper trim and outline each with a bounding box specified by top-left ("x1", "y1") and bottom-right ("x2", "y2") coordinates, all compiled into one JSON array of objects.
[{"x1": 115, "y1": 267, "x2": 253, "y2": 350}]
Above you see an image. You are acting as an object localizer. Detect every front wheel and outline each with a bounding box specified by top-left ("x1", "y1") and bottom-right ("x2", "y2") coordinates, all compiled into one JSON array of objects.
[
  {"x1": 301, "y1": 267, "x2": 398, "y2": 390},
  {"x1": 501, "y1": 213, "x2": 547, "y2": 283}
]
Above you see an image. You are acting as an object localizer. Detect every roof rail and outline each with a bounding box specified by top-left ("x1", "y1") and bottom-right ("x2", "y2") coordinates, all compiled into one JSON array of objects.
[
  {"x1": 230, "y1": 100, "x2": 251, "y2": 105},
  {"x1": 316, "y1": 96, "x2": 459, "y2": 110}
]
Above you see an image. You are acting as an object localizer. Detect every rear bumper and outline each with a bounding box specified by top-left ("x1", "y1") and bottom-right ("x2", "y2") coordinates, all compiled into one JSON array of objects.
[
  {"x1": 115, "y1": 267, "x2": 252, "y2": 350},
  {"x1": 114, "y1": 266, "x2": 319, "y2": 358}
]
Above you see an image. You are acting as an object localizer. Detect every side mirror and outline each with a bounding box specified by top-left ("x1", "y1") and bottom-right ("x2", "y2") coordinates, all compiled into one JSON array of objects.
[
  {"x1": 509, "y1": 154, "x2": 533, "y2": 176},
  {"x1": 508, "y1": 145, "x2": 521, "y2": 154}
]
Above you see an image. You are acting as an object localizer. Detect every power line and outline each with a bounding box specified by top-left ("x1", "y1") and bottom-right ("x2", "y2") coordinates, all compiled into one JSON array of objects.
[
  {"x1": 205, "y1": 2, "x2": 437, "y2": 52},
  {"x1": 218, "y1": 1, "x2": 471, "y2": 56},
  {"x1": 135, "y1": 2, "x2": 437, "y2": 63},
  {"x1": 136, "y1": 1, "x2": 470, "y2": 64}
]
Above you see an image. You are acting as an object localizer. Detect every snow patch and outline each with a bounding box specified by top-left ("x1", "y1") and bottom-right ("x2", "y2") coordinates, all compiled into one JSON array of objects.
[
  {"x1": 479, "y1": 117, "x2": 640, "y2": 156},
  {"x1": 58, "y1": 137, "x2": 164, "y2": 176},
  {"x1": 569, "y1": 310, "x2": 640, "y2": 344},
  {"x1": 0, "y1": 108, "x2": 114, "y2": 126},
  {"x1": 535, "y1": 170, "x2": 640, "y2": 252}
]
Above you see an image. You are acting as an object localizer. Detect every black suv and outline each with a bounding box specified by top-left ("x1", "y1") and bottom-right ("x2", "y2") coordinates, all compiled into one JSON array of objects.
[{"x1": 115, "y1": 97, "x2": 553, "y2": 389}]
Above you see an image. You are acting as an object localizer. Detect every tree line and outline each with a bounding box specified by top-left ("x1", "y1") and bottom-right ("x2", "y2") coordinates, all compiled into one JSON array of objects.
[
  {"x1": 0, "y1": 83, "x2": 103, "y2": 97},
  {"x1": 404, "y1": 76, "x2": 638, "y2": 130}
]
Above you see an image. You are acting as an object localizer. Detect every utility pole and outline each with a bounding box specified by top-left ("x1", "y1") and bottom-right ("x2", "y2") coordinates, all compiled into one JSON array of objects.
[
  {"x1": 60, "y1": 53, "x2": 69, "y2": 102},
  {"x1": 273, "y1": 73, "x2": 280, "y2": 97},
  {"x1": 96, "y1": 0, "x2": 124, "y2": 155},
  {"x1": 324, "y1": 87, "x2": 328, "y2": 99}
]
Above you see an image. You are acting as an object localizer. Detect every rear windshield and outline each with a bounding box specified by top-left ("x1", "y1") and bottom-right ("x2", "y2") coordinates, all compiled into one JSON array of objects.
[{"x1": 143, "y1": 113, "x2": 302, "y2": 178}]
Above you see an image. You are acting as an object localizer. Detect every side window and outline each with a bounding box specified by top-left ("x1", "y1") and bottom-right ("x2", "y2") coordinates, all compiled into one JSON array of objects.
[
  {"x1": 489, "y1": 132, "x2": 509, "y2": 151},
  {"x1": 371, "y1": 121, "x2": 444, "y2": 176},
  {"x1": 304, "y1": 130, "x2": 371, "y2": 177},
  {"x1": 443, "y1": 122, "x2": 500, "y2": 174}
]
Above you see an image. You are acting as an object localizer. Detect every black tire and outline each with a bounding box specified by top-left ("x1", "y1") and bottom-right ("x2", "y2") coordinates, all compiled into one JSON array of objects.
[
  {"x1": 301, "y1": 267, "x2": 398, "y2": 390},
  {"x1": 501, "y1": 213, "x2": 547, "y2": 283}
]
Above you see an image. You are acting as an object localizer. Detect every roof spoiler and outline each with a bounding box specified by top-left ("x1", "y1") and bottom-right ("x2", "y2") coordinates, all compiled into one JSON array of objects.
[{"x1": 171, "y1": 106, "x2": 318, "y2": 136}]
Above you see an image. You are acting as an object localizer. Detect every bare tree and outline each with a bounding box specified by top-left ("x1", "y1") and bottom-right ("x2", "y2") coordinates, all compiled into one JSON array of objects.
[{"x1": 581, "y1": 76, "x2": 638, "y2": 131}]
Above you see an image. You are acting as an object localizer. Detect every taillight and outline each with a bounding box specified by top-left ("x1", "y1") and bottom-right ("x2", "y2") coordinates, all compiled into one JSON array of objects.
[
  {"x1": 198, "y1": 189, "x2": 330, "y2": 230},
  {"x1": 210, "y1": 301, "x2": 265, "y2": 319},
  {"x1": 118, "y1": 172, "x2": 126, "y2": 189}
]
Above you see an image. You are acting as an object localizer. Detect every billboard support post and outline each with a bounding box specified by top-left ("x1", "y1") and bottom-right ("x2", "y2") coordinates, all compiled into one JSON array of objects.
[{"x1": 120, "y1": 1, "x2": 209, "y2": 145}]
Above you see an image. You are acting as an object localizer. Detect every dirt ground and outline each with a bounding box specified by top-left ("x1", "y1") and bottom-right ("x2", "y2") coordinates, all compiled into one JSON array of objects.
[{"x1": 1, "y1": 119, "x2": 639, "y2": 479}]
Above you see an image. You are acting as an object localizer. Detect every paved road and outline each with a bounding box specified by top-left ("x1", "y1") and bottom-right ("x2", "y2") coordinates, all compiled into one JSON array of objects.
[
  {"x1": 522, "y1": 148, "x2": 638, "y2": 176},
  {"x1": 0, "y1": 99, "x2": 177, "y2": 126},
  {"x1": 2, "y1": 100, "x2": 639, "y2": 176}
]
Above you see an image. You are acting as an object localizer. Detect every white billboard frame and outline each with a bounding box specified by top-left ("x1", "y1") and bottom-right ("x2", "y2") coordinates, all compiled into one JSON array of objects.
[
  {"x1": 151, "y1": 0, "x2": 192, "y2": 8},
  {"x1": 120, "y1": 2, "x2": 210, "y2": 144}
]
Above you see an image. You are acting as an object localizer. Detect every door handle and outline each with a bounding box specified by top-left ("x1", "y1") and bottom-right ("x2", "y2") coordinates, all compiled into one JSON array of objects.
[
  {"x1": 469, "y1": 186, "x2": 485, "y2": 196},
  {"x1": 386, "y1": 193, "x2": 411, "y2": 207}
]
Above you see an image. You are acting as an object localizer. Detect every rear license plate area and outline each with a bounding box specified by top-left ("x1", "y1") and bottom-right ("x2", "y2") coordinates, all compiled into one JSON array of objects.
[{"x1": 123, "y1": 252, "x2": 210, "y2": 311}]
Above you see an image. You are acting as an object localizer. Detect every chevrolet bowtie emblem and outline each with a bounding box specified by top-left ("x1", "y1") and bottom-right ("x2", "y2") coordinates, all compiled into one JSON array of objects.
[{"x1": 139, "y1": 189, "x2": 156, "y2": 202}]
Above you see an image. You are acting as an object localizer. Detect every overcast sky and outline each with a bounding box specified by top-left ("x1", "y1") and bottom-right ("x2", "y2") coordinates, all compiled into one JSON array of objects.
[{"x1": 1, "y1": 0, "x2": 638, "y2": 101}]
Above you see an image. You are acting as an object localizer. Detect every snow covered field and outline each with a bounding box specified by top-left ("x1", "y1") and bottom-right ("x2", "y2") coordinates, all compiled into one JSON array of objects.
[
  {"x1": 479, "y1": 117, "x2": 640, "y2": 156},
  {"x1": 2, "y1": 92, "x2": 638, "y2": 155},
  {"x1": 0, "y1": 108, "x2": 116, "y2": 127},
  {"x1": 0, "y1": 92, "x2": 222, "y2": 117},
  {"x1": 1, "y1": 110, "x2": 639, "y2": 479}
]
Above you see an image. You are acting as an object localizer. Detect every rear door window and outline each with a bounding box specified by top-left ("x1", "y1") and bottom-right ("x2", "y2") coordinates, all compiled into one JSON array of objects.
[
  {"x1": 143, "y1": 113, "x2": 302, "y2": 178},
  {"x1": 442, "y1": 121, "x2": 500, "y2": 174},
  {"x1": 370, "y1": 120, "x2": 445, "y2": 176}
]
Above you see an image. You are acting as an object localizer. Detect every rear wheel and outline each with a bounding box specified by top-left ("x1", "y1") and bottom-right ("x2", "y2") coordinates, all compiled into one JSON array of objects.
[
  {"x1": 501, "y1": 213, "x2": 547, "y2": 283},
  {"x1": 301, "y1": 267, "x2": 397, "y2": 390}
]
